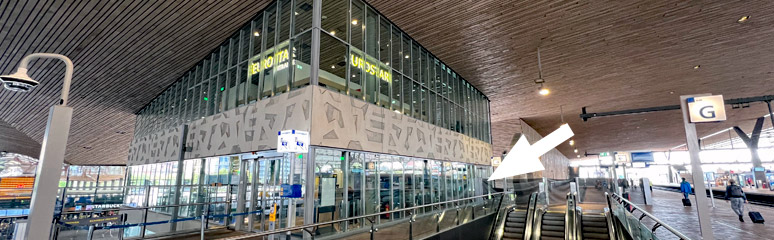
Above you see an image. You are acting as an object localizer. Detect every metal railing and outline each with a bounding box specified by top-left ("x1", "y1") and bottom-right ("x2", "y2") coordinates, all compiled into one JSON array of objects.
[
  {"x1": 0, "y1": 215, "x2": 28, "y2": 240},
  {"x1": 55, "y1": 201, "x2": 230, "y2": 240},
  {"x1": 522, "y1": 192, "x2": 538, "y2": 240},
  {"x1": 606, "y1": 192, "x2": 691, "y2": 240},
  {"x1": 220, "y1": 192, "x2": 510, "y2": 240}
]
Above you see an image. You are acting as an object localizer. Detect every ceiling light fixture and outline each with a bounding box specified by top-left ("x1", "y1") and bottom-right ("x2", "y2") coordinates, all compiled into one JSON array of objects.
[
  {"x1": 330, "y1": 30, "x2": 336, "y2": 36},
  {"x1": 352, "y1": 19, "x2": 358, "y2": 25},
  {"x1": 694, "y1": 65, "x2": 700, "y2": 69},
  {"x1": 538, "y1": 87, "x2": 550, "y2": 96},
  {"x1": 573, "y1": 149, "x2": 578, "y2": 153},
  {"x1": 569, "y1": 139, "x2": 575, "y2": 146},
  {"x1": 535, "y1": 47, "x2": 549, "y2": 96},
  {"x1": 331, "y1": 65, "x2": 335, "y2": 69},
  {"x1": 254, "y1": 32, "x2": 260, "y2": 37},
  {"x1": 738, "y1": 16, "x2": 750, "y2": 23},
  {"x1": 577, "y1": 155, "x2": 581, "y2": 158}
]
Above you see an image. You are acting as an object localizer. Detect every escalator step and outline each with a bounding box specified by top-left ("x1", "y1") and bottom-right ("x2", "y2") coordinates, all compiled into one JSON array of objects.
[
  {"x1": 583, "y1": 226, "x2": 609, "y2": 233},
  {"x1": 583, "y1": 232, "x2": 611, "y2": 239},
  {"x1": 542, "y1": 220, "x2": 565, "y2": 226},
  {"x1": 542, "y1": 215, "x2": 565, "y2": 221},
  {"x1": 506, "y1": 222, "x2": 526, "y2": 228},
  {"x1": 503, "y1": 232, "x2": 523, "y2": 239},
  {"x1": 582, "y1": 221, "x2": 607, "y2": 227},
  {"x1": 542, "y1": 230, "x2": 565, "y2": 237},
  {"x1": 504, "y1": 227, "x2": 524, "y2": 232},
  {"x1": 541, "y1": 237, "x2": 564, "y2": 240},
  {"x1": 541, "y1": 225, "x2": 564, "y2": 231},
  {"x1": 510, "y1": 211, "x2": 528, "y2": 217},
  {"x1": 507, "y1": 217, "x2": 527, "y2": 222}
]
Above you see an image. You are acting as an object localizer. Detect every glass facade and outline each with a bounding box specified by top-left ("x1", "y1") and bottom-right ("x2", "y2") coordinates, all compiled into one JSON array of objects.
[
  {"x1": 124, "y1": 147, "x2": 492, "y2": 234},
  {"x1": 134, "y1": 0, "x2": 491, "y2": 143}
]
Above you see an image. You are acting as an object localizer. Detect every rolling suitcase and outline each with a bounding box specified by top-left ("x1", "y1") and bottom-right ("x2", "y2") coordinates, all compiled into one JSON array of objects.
[
  {"x1": 682, "y1": 198, "x2": 691, "y2": 207},
  {"x1": 748, "y1": 205, "x2": 765, "y2": 223}
]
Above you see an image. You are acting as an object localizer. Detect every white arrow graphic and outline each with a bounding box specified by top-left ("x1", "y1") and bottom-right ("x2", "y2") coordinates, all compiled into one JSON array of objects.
[{"x1": 488, "y1": 124, "x2": 574, "y2": 181}]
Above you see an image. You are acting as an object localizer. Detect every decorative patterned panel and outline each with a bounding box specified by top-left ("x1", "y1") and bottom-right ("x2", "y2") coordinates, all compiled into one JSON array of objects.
[
  {"x1": 127, "y1": 127, "x2": 181, "y2": 165},
  {"x1": 185, "y1": 86, "x2": 312, "y2": 159},
  {"x1": 311, "y1": 86, "x2": 492, "y2": 164}
]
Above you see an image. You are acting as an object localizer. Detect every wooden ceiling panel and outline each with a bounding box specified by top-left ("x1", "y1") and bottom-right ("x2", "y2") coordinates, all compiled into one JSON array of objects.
[{"x1": 2, "y1": 0, "x2": 773, "y2": 164}]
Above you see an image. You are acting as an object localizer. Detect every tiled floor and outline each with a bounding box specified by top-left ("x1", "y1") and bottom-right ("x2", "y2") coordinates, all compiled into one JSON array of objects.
[{"x1": 638, "y1": 189, "x2": 774, "y2": 240}]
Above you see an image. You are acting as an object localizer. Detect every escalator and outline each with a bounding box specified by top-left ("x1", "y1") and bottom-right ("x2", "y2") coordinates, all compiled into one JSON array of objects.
[
  {"x1": 537, "y1": 211, "x2": 566, "y2": 240},
  {"x1": 580, "y1": 213, "x2": 611, "y2": 240},
  {"x1": 502, "y1": 210, "x2": 529, "y2": 240}
]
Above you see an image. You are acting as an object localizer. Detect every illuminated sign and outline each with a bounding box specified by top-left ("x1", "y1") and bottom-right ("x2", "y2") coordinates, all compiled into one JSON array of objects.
[
  {"x1": 249, "y1": 48, "x2": 290, "y2": 76},
  {"x1": 687, "y1": 95, "x2": 726, "y2": 123},
  {"x1": 350, "y1": 54, "x2": 391, "y2": 82}
]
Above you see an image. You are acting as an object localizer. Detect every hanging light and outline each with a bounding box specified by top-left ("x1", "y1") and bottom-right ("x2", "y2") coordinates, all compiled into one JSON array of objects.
[
  {"x1": 535, "y1": 47, "x2": 550, "y2": 96},
  {"x1": 538, "y1": 86, "x2": 550, "y2": 96},
  {"x1": 569, "y1": 139, "x2": 575, "y2": 146},
  {"x1": 573, "y1": 149, "x2": 578, "y2": 153}
]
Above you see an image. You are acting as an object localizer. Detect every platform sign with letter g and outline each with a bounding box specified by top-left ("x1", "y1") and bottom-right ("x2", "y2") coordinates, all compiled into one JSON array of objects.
[{"x1": 687, "y1": 95, "x2": 726, "y2": 123}]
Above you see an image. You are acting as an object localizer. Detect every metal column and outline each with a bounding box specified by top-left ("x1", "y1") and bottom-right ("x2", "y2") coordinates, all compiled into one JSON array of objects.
[
  {"x1": 679, "y1": 95, "x2": 715, "y2": 240},
  {"x1": 170, "y1": 125, "x2": 188, "y2": 232},
  {"x1": 303, "y1": 147, "x2": 317, "y2": 239},
  {"x1": 26, "y1": 105, "x2": 73, "y2": 240}
]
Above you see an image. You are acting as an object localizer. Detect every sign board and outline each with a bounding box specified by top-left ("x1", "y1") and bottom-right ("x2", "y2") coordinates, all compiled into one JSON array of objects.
[
  {"x1": 491, "y1": 157, "x2": 502, "y2": 167},
  {"x1": 280, "y1": 184, "x2": 302, "y2": 198},
  {"x1": 600, "y1": 152, "x2": 610, "y2": 157},
  {"x1": 614, "y1": 152, "x2": 630, "y2": 163},
  {"x1": 687, "y1": 95, "x2": 726, "y2": 123},
  {"x1": 320, "y1": 178, "x2": 335, "y2": 207},
  {"x1": 277, "y1": 130, "x2": 309, "y2": 153}
]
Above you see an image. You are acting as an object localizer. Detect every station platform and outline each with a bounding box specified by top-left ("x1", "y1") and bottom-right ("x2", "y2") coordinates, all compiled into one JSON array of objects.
[{"x1": 641, "y1": 189, "x2": 774, "y2": 240}]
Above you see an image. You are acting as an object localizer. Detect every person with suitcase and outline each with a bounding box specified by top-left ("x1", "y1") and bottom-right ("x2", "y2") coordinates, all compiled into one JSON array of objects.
[{"x1": 725, "y1": 179, "x2": 748, "y2": 222}]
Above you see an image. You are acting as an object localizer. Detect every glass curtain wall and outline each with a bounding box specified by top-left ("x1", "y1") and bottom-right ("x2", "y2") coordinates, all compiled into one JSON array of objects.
[
  {"x1": 134, "y1": 0, "x2": 314, "y2": 137},
  {"x1": 312, "y1": 147, "x2": 493, "y2": 235},
  {"x1": 316, "y1": 0, "x2": 491, "y2": 143},
  {"x1": 135, "y1": 0, "x2": 492, "y2": 144}
]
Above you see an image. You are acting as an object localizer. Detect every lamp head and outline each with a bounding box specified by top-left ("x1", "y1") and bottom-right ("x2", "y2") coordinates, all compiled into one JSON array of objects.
[{"x1": 0, "y1": 68, "x2": 38, "y2": 92}]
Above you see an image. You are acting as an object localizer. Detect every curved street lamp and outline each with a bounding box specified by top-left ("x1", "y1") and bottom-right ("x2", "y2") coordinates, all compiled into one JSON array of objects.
[{"x1": 0, "y1": 53, "x2": 74, "y2": 240}]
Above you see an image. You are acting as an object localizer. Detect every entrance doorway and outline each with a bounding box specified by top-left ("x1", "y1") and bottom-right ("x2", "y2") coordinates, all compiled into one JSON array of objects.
[{"x1": 235, "y1": 156, "x2": 291, "y2": 232}]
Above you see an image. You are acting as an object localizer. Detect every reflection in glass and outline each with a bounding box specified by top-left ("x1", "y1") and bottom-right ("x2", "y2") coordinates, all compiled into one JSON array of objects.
[
  {"x1": 294, "y1": 0, "x2": 313, "y2": 34},
  {"x1": 350, "y1": 0, "x2": 364, "y2": 50},
  {"x1": 321, "y1": 0, "x2": 348, "y2": 42},
  {"x1": 319, "y1": 33, "x2": 347, "y2": 93},
  {"x1": 292, "y1": 31, "x2": 312, "y2": 89}
]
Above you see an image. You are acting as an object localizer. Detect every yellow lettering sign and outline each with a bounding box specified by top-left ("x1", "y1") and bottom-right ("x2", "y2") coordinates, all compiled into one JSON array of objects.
[
  {"x1": 250, "y1": 48, "x2": 291, "y2": 76},
  {"x1": 350, "y1": 54, "x2": 391, "y2": 82}
]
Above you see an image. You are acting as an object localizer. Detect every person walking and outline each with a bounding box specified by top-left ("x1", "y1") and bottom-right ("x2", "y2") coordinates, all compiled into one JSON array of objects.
[
  {"x1": 725, "y1": 179, "x2": 748, "y2": 222},
  {"x1": 680, "y1": 178, "x2": 692, "y2": 199}
]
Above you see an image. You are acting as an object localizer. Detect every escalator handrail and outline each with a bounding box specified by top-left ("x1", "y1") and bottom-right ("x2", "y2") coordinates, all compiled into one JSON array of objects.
[
  {"x1": 606, "y1": 192, "x2": 691, "y2": 240},
  {"x1": 522, "y1": 192, "x2": 538, "y2": 240},
  {"x1": 603, "y1": 207, "x2": 617, "y2": 240},
  {"x1": 565, "y1": 192, "x2": 580, "y2": 240}
]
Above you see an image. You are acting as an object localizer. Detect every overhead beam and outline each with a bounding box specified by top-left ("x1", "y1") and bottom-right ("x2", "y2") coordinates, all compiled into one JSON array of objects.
[{"x1": 580, "y1": 95, "x2": 774, "y2": 121}]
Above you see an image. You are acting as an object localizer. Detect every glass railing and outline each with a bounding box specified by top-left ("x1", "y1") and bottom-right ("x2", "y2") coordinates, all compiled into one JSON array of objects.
[
  {"x1": 54, "y1": 201, "x2": 229, "y2": 240},
  {"x1": 606, "y1": 192, "x2": 691, "y2": 240},
  {"x1": 208, "y1": 192, "x2": 513, "y2": 240}
]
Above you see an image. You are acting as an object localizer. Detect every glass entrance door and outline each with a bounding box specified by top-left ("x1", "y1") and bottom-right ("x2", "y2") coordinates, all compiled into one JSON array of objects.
[{"x1": 234, "y1": 156, "x2": 288, "y2": 232}]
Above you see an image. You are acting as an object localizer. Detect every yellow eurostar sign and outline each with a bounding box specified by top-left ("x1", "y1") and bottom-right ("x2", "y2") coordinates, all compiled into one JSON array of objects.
[
  {"x1": 249, "y1": 48, "x2": 290, "y2": 75},
  {"x1": 350, "y1": 54, "x2": 391, "y2": 82}
]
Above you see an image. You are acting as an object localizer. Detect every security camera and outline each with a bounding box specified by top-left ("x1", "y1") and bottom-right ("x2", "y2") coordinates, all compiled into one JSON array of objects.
[{"x1": 0, "y1": 68, "x2": 39, "y2": 92}]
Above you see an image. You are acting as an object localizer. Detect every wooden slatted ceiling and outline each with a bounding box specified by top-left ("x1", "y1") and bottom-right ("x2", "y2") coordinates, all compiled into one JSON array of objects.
[
  {"x1": 366, "y1": 0, "x2": 774, "y2": 158},
  {"x1": 2, "y1": 0, "x2": 774, "y2": 165},
  {"x1": 0, "y1": 0, "x2": 272, "y2": 165}
]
